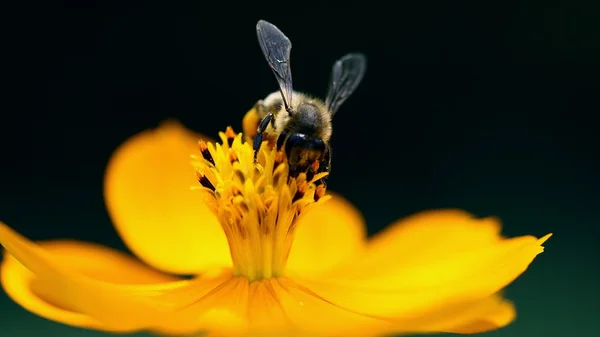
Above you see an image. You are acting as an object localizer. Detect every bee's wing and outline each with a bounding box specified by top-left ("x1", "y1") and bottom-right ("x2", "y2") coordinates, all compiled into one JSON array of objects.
[
  {"x1": 256, "y1": 20, "x2": 294, "y2": 113},
  {"x1": 325, "y1": 53, "x2": 367, "y2": 116}
]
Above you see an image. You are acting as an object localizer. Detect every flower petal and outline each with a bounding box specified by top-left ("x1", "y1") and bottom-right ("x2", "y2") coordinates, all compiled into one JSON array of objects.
[
  {"x1": 271, "y1": 277, "x2": 392, "y2": 337},
  {"x1": 154, "y1": 276, "x2": 251, "y2": 336},
  {"x1": 0, "y1": 221, "x2": 232, "y2": 334},
  {"x1": 285, "y1": 209, "x2": 549, "y2": 331},
  {"x1": 274, "y1": 276, "x2": 517, "y2": 336},
  {"x1": 374, "y1": 294, "x2": 517, "y2": 334},
  {"x1": 440, "y1": 295, "x2": 516, "y2": 334},
  {"x1": 330, "y1": 210, "x2": 550, "y2": 291},
  {"x1": 286, "y1": 193, "x2": 367, "y2": 277},
  {"x1": 2, "y1": 252, "x2": 105, "y2": 330},
  {"x1": 104, "y1": 121, "x2": 231, "y2": 274}
]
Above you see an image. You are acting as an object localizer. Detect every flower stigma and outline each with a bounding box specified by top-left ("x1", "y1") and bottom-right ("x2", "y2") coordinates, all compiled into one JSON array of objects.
[{"x1": 192, "y1": 127, "x2": 329, "y2": 281}]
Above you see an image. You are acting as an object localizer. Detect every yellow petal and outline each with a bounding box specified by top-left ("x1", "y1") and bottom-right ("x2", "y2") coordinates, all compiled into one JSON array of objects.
[
  {"x1": 104, "y1": 121, "x2": 231, "y2": 274},
  {"x1": 331, "y1": 210, "x2": 550, "y2": 291},
  {"x1": 285, "y1": 209, "x2": 549, "y2": 330},
  {"x1": 0, "y1": 221, "x2": 232, "y2": 334},
  {"x1": 2, "y1": 250, "x2": 105, "y2": 331},
  {"x1": 164, "y1": 276, "x2": 516, "y2": 337},
  {"x1": 154, "y1": 276, "x2": 251, "y2": 336},
  {"x1": 286, "y1": 193, "x2": 367, "y2": 277},
  {"x1": 385, "y1": 294, "x2": 516, "y2": 334},
  {"x1": 440, "y1": 295, "x2": 516, "y2": 334},
  {"x1": 373, "y1": 293, "x2": 516, "y2": 334},
  {"x1": 274, "y1": 276, "x2": 517, "y2": 336},
  {"x1": 271, "y1": 277, "x2": 392, "y2": 337}
]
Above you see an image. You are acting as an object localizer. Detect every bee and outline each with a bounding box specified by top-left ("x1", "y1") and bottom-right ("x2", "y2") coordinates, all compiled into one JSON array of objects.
[{"x1": 243, "y1": 20, "x2": 367, "y2": 185}]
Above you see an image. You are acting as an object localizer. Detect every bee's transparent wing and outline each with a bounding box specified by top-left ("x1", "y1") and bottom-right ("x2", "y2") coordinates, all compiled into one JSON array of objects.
[
  {"x1": 325, "y1": 53, "x2": 367, "y2": 116},
  {"x1": 256, "y1": 20, "x2": 294, "y2": 113}
]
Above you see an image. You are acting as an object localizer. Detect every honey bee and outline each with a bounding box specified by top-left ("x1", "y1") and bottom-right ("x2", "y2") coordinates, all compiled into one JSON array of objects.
[{"x1": 243, "y1": 20, "x2": 366, "y2": 185}]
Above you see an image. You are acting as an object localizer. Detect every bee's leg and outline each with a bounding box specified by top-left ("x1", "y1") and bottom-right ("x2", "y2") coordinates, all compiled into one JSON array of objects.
[
  {"x1": 314, "y1": 144, "x2": 331, "y2": 187},
  {"x1": 276, "y1": 129, "x2": 289, "y2": 151},
  {"x1": 253, "y1": 112, "x2": 274, "y2": 163},
  {"x1": 254, "y1": 100, "x2": 276, "y2": 129}
]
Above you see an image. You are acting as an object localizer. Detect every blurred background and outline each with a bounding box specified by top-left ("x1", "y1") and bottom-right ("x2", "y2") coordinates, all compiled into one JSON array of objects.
[{"x1": 1, "y1": 1, "x2": 598, "y2": 337}]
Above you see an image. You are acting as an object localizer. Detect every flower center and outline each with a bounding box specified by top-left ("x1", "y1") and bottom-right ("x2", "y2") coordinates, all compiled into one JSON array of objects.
[{"x1": 192, "y1": 127, "x2": 329, "y2": 281}]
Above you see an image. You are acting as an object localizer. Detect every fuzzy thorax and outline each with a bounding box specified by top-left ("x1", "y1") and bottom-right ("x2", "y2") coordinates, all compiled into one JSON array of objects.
[{"x1": 192, "y1": 127, "x2": 329, "y2": 281}]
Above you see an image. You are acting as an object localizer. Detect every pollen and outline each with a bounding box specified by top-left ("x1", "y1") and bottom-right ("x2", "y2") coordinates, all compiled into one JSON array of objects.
[{"x1": 192, "y1": 127, "x2": 330, "y2": 281}]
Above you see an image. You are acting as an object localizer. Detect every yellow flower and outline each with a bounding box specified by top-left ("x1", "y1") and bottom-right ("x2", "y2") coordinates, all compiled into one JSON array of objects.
[{"x1": 0, "y1": 121, "x2": 550, "y2": 337}]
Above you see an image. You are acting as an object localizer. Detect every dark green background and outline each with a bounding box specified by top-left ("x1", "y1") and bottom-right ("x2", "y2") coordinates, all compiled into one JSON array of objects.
[{"x1": 1, "y1": 1, "x2": 598, "y2": 336}]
